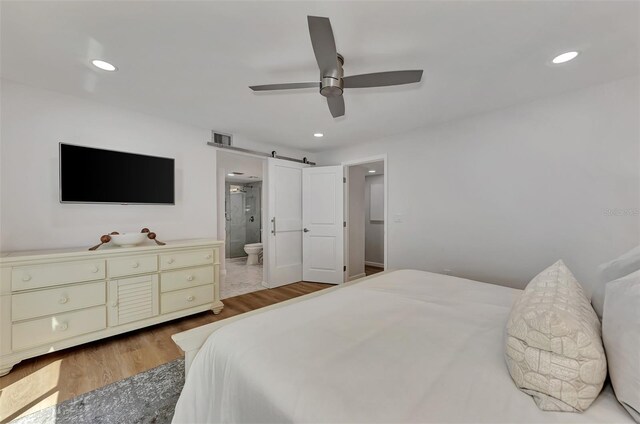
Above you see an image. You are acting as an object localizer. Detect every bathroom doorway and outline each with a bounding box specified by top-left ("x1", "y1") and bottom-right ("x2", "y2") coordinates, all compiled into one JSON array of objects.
[
  {"x1": 217, "y1": 151, "x2": 266, "y2": 299},
  {"x1": 225, "y1": 182, "x2": 262, "y2": 259},
  {"x1": 343, "y1": 156, "x2": 387, "y2": 281}
]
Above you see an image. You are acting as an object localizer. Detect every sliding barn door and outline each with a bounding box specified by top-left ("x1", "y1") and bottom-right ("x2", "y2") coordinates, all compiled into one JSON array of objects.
[
  {"x1": 302, "y1": 166, "x2": 344, "y2": 284},
  {"x1": 266, "y1": 158, "x2": 305, "y2": 287}
]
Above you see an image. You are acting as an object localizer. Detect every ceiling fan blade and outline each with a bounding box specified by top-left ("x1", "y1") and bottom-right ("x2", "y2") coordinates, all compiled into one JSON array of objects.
[
  {"x1": 307, "y1": 16, "x2": 339, "y2": 77},
  {"x1": 249, "y1": 82, "x2": 319, "y2": 91},
  {"x1": 343, "y1": 70, "x2": 423, "y2": 88},
  {"x1": 327, "y1": 96, "x2": 345, "y2": 118}
]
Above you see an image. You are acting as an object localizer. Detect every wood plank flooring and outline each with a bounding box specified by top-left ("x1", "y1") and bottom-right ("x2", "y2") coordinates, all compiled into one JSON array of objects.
[
  {"x1": 365, "y1": 265, "x2": 384, "y2": 276},
  {"x1": 0, "y1": 281, "x2": 330, "y2": 423}
]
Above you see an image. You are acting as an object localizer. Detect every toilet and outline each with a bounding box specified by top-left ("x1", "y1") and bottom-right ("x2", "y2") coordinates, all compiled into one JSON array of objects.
[{"x1": 244, "y1": 243, "x2": 263, "y2": 265}]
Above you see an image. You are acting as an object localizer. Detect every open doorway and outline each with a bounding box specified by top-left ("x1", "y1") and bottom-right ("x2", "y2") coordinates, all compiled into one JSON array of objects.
[
  {"x1": 216, "y1": 149, "x2": 349, "y2": 289},
  {"x1": 216, "y1": 151, "x2": 266, "y2": 298},
  {"x1": 344, "y1": 157, "x2": 387, "y2": 281}
]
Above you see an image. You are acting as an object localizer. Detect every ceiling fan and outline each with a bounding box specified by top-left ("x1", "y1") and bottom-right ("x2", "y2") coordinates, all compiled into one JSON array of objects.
[{"x1": 249, "y1": 16, "x2": 423, "y2": 118}]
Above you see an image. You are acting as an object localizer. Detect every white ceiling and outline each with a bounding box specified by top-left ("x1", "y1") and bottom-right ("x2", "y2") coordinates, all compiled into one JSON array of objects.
[{"x1": 2, "y1": 1, "x2": 638, "y2": 152}]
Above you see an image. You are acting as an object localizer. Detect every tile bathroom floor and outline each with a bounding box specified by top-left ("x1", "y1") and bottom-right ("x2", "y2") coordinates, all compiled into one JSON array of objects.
[{"x1": 221, "y1": 257, "x2": 265, "y2": 299}]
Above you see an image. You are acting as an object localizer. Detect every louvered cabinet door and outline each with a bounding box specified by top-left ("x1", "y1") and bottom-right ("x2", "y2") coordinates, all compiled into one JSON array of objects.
[{"x1": 107, "y1": 274, "x2": 159, "y2": 327}]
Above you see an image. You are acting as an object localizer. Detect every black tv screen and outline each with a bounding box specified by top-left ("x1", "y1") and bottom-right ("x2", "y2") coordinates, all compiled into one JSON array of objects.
[{"x1": 60, "y1": 143, "x2": 175, "y2": 204}]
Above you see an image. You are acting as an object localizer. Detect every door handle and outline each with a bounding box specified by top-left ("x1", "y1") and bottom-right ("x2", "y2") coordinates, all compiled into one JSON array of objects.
[
  {"x1": 303, "y1": 228, "x2": 310, "y2": 233},
  {"x1": 271, "y1": 217, "x2": 276, "y2": 235}
]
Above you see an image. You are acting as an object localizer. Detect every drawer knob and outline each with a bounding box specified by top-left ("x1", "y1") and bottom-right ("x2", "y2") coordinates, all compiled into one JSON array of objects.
[
  {"x1": 91, "y1": 265, "x2": 99, "y2": 273},
  {"x1": 205, "y1": 254, "x2": 212, "y2": 259},
  {"x1": 187, "y1": 275, "x2": 195, "y2": 281},
  {"x1": 132, "y1": 261, "x2": 140, "y2": 268},
  {"x1": 58, "y1": 296, "x2": 69, "y2": 304},
  {"x1": 167, "y1": 258, "x2": 175, "y2": 264},
  {"x1": 57, "y1": 322, "x2": 68, "y2": 331},
  {"x1": 22, "y1": 274, "x2": 31, "y2": 282},
  {"x1": 187, "y1": 295, "x2": 195, "y2": 302}
]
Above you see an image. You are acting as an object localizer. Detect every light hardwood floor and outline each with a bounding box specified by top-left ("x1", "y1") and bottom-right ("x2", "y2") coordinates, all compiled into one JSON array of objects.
[{"x1": 0, "y1": 281, "x2": 330, "y2": 422}]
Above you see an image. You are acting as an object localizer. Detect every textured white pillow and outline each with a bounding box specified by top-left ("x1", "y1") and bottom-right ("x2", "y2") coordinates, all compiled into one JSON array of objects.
[
  {"x1": 602, "y1": 270, "x2": 640, "y2": 422},
  {"x1": 593, "y1": 245, "x2": 640, "y2": 318},
  {"x1": 505, "y1": 260, "x2": 607, "y2": 412}
]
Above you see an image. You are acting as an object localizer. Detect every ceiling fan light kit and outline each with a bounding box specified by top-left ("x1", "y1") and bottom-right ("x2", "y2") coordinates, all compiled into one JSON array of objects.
[{"x1": 249, "y1": 16, "x2": 423, "y2": 118}]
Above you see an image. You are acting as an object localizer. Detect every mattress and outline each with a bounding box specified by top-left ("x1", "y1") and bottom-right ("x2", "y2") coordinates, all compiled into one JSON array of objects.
[{"x1": 172, "y1": 270, "x2": 632, "y2": 423}]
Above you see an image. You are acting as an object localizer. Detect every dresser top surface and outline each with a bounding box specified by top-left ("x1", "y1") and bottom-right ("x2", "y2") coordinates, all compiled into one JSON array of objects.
[{"x1": 0, "y1": 239, "x2": 223, "y2": 263}]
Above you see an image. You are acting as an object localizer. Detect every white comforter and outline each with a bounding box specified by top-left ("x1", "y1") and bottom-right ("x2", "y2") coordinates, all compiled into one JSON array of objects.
[{"x1": 173, "y1": 270, "x2": 632, "y2": 423}]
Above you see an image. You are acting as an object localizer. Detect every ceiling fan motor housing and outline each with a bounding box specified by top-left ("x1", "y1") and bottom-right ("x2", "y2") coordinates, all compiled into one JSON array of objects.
[
  {"x1": 320, "y1": 77, "x2": 343, "y2": 97},
  {"x1": 320, "y1": 53, "x2": 344, "y2": 97}
]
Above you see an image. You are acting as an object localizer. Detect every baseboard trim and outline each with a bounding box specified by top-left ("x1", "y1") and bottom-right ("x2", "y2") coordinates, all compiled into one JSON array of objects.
[{"x1": 365, "y1": 261, "x2": 384, "y2": 268}]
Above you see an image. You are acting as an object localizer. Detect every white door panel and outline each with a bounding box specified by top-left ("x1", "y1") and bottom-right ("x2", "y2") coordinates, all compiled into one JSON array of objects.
[
  {"x1": 302, "y1": 166, "x2": 344, "y2": 284},
  {"x1": 266, "y1": 158, "x2": 305, "y2": 287},
  {"x1": 309, "y1": 236, "x2": 337, "y2": 270},
  {"x1": 275, "y1": 232, "x2": 302, "y2": 267}
]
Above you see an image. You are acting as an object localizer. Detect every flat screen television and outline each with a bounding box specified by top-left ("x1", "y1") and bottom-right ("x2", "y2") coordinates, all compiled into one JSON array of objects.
[{"x1": 60, "y1": 143, "x2": 175, "y2": 204}]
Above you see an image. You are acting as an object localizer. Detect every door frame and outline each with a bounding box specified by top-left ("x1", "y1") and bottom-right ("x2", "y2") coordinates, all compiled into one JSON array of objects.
[{"x1": 342, "y1": 154, "x2": 388, "y2": 281}]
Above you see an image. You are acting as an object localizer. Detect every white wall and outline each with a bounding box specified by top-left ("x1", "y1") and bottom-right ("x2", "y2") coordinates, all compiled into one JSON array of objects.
[
  {"x1": 317, "y1": 76, "x2": 640, "y2": 292},
  {"x1": 365, "y1": 174, "x2": 385, "y2": 266},
  {"x1": 0, "y1": 80, "x2": 312, "y2": 252},
  {"x1": 347, "y1": 165, "x2": 366, "y2": 279}
]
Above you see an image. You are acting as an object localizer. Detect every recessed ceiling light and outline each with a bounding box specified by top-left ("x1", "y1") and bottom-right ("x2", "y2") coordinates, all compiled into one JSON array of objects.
[
  {"x1": 552, "y1": 51, "x2": 579, "y2": 64},
  {"x1": 368, "y1": 170, "x2": 376, "y2": 173},
  {"x1": 91, "y1": 59, "x2": 117, "y2": 71},
  {"x1": 227, "y1": 173, "x2": 234, "y2": 177},
  {"x1": 313, "y1": 133, "x2": 324, "y2": 138}
]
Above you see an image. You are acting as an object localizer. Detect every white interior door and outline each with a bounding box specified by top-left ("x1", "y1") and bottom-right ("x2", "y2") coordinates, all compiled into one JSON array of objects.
[
  {"x1": 266, "y1": 158, "x2": 305, "y2": 287},
  {"x1": 302, "y1": 166, "x2": 344, "y2": 284}
]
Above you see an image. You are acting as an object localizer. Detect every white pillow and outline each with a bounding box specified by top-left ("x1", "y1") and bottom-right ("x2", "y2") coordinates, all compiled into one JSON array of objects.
[
  {"x1": 505, "y1": 260, "x2": 607, "y2": 412},
  {"x1": 602, "y1": 270, "x2": 640, "y2": 422},
  {"x1": 593, "y1": 245, "x2": 640, "y2": 318}
]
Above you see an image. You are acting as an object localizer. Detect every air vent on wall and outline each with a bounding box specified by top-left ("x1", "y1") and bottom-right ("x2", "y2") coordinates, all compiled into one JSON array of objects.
[{"x1": 211, "y1": 131, "x2": 232, "y2": 146}]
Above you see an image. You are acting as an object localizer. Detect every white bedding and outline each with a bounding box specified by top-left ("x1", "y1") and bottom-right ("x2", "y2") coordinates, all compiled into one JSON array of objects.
[{"x1": 173, "y1": 270, "x2": 632, "y2": 423}]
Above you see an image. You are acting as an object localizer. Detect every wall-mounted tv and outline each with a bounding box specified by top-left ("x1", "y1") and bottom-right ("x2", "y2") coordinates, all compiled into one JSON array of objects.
[{"x1": 60, "y1": 143, "x2": 175, "y2": 205}]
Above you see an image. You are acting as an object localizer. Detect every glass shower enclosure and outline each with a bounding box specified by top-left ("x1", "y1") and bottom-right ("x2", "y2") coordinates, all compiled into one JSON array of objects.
[{"x1": 225, "y1": 182, "x2": 262, "y2": 258}]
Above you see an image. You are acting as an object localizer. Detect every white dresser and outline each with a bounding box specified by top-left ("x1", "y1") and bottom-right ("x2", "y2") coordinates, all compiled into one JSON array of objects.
[{"x1": 0, "y1": 239, "x2": 224, "y2": 375}]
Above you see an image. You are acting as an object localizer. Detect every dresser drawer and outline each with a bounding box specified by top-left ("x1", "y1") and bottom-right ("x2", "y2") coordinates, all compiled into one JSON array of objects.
[
  {"x1": 12, "y1": 306, "x2": 106, "y2": 351},
  {"x1": 160, "y1": 266, "x2": 214, "y2": 293},
  {"x1": 160, "y1": 284, "x2": 214, "y2": 314},
  {"x1": 12, "y1": 260, "x2": 105, "y2": 291},
  {"x1": 12, "y1": 281, "x2": 106, "y2": 322},
  {"x1": 108, "y1": 255, "x2": 158, "y2": 278},
  {"x1": 160, "y1": 249, "x2": 214, "y2": 270}
]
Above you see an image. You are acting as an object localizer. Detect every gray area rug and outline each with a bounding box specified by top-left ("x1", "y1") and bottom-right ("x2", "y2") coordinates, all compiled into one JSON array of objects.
[{"x1": 13, "y1": 358, "x2": 184, "y2": 424}]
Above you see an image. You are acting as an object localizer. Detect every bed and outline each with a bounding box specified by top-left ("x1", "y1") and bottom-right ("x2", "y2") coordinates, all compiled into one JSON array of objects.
[{"x1": 171, "y1": 270, "x2": 633, "y2": 423}]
